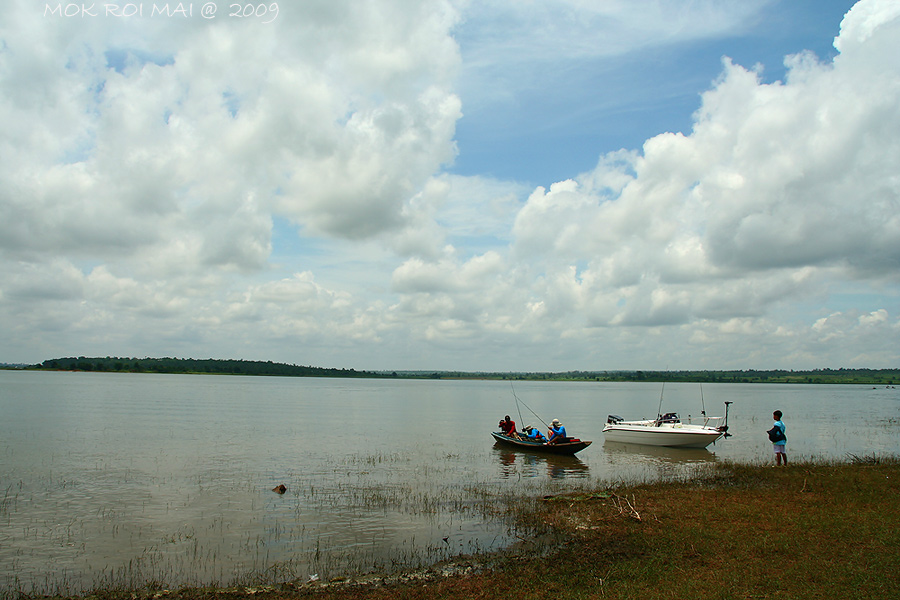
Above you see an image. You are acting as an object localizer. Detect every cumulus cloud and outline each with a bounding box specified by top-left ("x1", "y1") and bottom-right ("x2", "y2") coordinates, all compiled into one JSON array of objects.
[
  {"x1": 388, "y1": 0, "x2": 899, "y2": 368},
  {"x1": 508, "y1": 1, "x2": 899, "y2": 315},
  {"x1": 0, "y1": 0, "x2": 462, "y2": 265}
]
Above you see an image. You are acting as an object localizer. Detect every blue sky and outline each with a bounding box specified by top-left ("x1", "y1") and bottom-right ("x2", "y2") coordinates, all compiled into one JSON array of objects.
[
  {"x1": 0, "y1": 0, "x2": 897, "y2": 371},
  {"x1": 452, "y1": 0, "x2": 856, "y2": 186}
]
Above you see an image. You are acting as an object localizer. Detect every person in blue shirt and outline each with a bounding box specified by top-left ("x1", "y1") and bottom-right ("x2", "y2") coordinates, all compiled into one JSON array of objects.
[
  {"x1": 547, "y1": 418, "x2": 567, "y2": 444},
  {"x1": 772, "y1": 410, "x2": 787, "y2": 466},
  {"x1": 523, "y1": 425, "x2": 545, "y2": 441}
]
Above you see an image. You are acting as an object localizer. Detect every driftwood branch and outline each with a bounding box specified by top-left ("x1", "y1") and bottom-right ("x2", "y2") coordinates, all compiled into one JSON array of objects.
[{"x1": 611, "y1": 492, "x2": 642, "y2": 522}]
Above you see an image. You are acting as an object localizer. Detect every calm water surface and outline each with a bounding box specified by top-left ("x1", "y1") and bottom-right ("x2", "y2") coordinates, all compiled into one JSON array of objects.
[{"x1": 1, "y1": 371, "x2": 898, "y2": 592}]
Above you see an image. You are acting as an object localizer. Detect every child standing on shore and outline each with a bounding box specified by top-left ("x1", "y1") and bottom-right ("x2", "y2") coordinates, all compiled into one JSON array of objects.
[{"x1": 772, "y1": 410, "x2": 787, "y2": 466}]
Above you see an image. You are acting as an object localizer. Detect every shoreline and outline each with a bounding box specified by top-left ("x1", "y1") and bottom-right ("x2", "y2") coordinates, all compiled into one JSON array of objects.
[{"x1": 12, "y1": 455, "x2": 900, "y2": 600}]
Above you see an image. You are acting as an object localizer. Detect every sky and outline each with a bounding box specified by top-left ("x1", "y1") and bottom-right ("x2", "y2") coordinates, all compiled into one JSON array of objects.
[{"x1": 1, "y1": 0, "x2": 898, "y2": 372}]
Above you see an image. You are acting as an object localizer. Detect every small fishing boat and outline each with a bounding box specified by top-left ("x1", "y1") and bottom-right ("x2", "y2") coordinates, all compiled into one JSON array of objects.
[
  {"x1": 496, "y1": 384, "x2": 593, "y2": 455},
  {"x1": 491, "y1": 432, "x2": 592, "y2": 455}
]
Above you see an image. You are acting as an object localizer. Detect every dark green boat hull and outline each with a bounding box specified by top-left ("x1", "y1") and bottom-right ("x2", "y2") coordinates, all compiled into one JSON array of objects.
[{"x1": 491, "y1": 432, "x2": 591, "y2": 455}]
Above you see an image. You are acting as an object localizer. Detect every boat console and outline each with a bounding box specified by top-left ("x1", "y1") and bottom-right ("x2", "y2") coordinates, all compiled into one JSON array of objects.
[{"x1": 657, "y1": 412, "x2": 680, "y2": 424}]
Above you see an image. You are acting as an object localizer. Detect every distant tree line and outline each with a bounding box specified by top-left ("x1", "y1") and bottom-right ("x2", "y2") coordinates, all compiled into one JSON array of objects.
[
  {"x1": 36, "y1": 357, "x2": 380, "y2": 378},
  {"x1": 570, "y1": 368, "x2": 898, "y2": 385},
  {"x1": 389, "y1": 368, "x2": 897, "y2": 385},
  {"x1": 26, "y1": 358, "x2": 897, "y2": 384}
]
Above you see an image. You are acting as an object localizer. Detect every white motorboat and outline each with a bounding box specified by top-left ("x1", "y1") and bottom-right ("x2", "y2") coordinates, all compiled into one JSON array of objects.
[
  {"x1": 602, "y1": 412, "x2": 727, "y2": 449},
  {"x1": 603, "y1": 386, "x2": 732, "y2": 448}
]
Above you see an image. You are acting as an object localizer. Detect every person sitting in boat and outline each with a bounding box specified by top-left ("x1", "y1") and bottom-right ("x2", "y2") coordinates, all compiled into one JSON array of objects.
[
  {"x1": 523, "y1": 425, "x2": 545, "y2": 441},
  {"x1": 547, "y1": 418, "x2": 567, "y2": 444},
  {"x1": 499, "y1": 415, "x2": 519, "y2": 438}
]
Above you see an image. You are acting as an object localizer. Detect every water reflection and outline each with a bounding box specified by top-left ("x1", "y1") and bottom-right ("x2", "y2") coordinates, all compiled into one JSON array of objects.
[
  {"x1": 600, "y1": 440, "x2": 720, "y2": 482},
  {"x1": 602, "y1": 441, "x2": 719, "y2": 465},
  {"x1": 492, "y1": 446, "x2": 590, "y2": 479}
]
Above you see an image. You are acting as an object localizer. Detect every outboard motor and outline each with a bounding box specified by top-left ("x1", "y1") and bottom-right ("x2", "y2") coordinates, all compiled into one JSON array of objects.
[
  {"x1": 718, "y1": 401, "x2": 733, "y2": 436},
  {"x1": 607, "y1": 415, "x2": 624, "y2": 424}
]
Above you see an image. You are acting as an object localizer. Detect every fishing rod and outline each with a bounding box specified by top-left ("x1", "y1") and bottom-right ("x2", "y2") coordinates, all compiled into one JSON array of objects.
[
  {"x1": 655, "y1": 380, "x2": 666, "y2": 422},
  {"x1": 700, "y1": 383, "x2": 707, "y2": 417},
  {"x1": 510, "y1": 383, "x2": 550, "y2": 430},
  {"x1": 510, "y1": 382, "x2": 525, "y2": 430}
]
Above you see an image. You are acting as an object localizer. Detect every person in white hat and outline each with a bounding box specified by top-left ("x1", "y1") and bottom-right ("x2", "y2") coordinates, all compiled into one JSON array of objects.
[{"x1": 547, "y1": 418, "x2": 567, "y2": 444}]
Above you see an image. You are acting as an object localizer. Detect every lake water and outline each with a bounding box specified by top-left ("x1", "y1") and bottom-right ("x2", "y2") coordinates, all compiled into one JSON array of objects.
[{"x1": 1, "y1": 371, "x2": 898, "y2": 593}]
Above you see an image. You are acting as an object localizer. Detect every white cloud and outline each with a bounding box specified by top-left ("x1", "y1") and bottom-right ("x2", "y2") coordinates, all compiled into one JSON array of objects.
[
  {"x1": 279, "y1": 86, "x2": 462, "y2": 239},
  {"x1": 1, "y1": 0, "x2": 463, "y2": 265},
  {"x1": 459, "y1": 0, "x2": 775, "y2": 63},
  {"x1": 507, "y1": 0, "x2": 899, "y2": 322},
  {"x1": 455, "y1": 0, "x2": 777, "y2": 109},
  {"x1": 480, "y1": 0, "x2": 899, "y2": 364},
  {"x1": 391, "y1": 250, "x2": 504, "y2": 294},
  {"x1": 833, "y1": 0, "x2": 900, "y2": 54}
]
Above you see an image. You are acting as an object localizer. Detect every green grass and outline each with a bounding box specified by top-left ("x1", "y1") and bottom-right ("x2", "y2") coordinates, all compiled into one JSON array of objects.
[{"x1": 13, "y1": 457, "x2": 900, "y2": 600}]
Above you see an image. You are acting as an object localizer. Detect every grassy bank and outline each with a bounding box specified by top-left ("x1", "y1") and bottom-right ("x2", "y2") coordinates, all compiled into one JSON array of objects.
[{"x1": 20, "y1": 456, "x2": 900, "y2": 600}]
